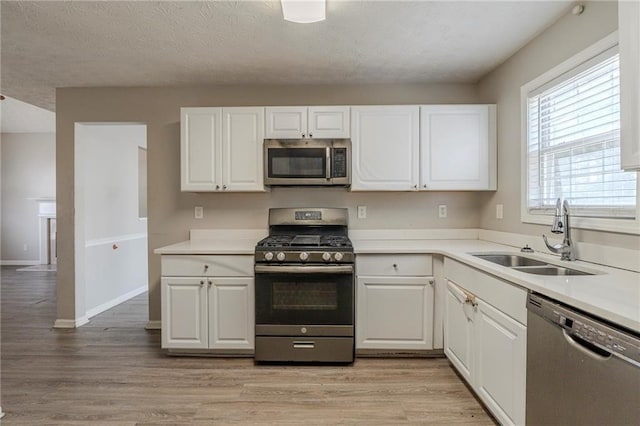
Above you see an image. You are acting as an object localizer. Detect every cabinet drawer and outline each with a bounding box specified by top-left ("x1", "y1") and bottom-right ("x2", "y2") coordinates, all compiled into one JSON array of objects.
[
  {"x1": 357, "y1": 254, "x2": 432, "y2": 276},
  {"x1": 161, "y1": 255, "x2": 253, "y2": 277}
]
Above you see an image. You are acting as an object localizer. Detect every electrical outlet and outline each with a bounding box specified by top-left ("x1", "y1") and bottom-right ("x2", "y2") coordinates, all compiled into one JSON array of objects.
[
  {"x1": 357, "y1": 205, "x2": 367, "y2": 219},
  {"x1": 496, "y1": 204, "x2": 504, "y2": 219},
  {"x1": 438, "y1": 205, "x2": 447, "y2": 218},
  {"x1": 194, "y1": 206, "x2": 204, "y2": 219}
]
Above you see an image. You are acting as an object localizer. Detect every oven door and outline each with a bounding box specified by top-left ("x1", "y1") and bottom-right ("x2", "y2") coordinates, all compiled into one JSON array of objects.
[
  {"x1": 255, "y1": 264, "x2": 354, "y2": 336},
  {"x1": 264, "y1": 141, "x2": 330, "y2": 185}
]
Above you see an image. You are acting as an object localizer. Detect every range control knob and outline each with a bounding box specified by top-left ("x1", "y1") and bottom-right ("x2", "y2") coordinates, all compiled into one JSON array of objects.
[
  {"x1": 264, "y1": 252, "x2": 274, "y2": 261},
  {"x1": 276, "y1": 252, "x2": 286, "y2": 262},
  {"x1": 299, "y1": 252, "x2": 309, "y2": 261},
  {"x1": 322, "y1": 252, "x2": 332, "y2": 262},
  {"x1": 334, "y1": 252, "x2": 344, "y2": 261}
]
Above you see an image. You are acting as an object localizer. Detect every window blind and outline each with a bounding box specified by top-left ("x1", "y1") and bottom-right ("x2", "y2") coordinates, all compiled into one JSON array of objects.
[{"x1": 527, "y1": 50, "x2": 637, "y2": 219}]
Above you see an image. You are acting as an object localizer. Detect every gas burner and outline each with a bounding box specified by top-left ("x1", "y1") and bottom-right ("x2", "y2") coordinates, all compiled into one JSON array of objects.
[{"x1": 322, "y1": 236, "x2": 351, "y2": 247}]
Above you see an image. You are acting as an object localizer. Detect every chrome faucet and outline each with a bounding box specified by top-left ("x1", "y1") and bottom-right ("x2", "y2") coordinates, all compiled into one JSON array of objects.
[{"x1": 543, "y1": 198, "x2": 576, "y2": 261}]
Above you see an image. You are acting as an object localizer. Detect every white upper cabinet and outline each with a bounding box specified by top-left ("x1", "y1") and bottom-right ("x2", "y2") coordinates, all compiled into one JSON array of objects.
[
  {"x1": 351, "y1": 106, "x2": 420, "y2": 191},
  {"x1": 619, "y1": 1, "x2": 640, "y2": 170},
  {"x1": 420, "y1": 105, "x2": 497, "y2": 190},
  {"x1": 265, "y1": 106, "x2": 350, "y2": 139},
  {"x1": 308, "y1": 106, "x2": 350, "y2": 138},
  {"x1": 222, "y1": 107, "x2": 264, "y2": 191},
  {"x1": 181, "y1": 107, "x2": 223, "y2": 191},
  {"x1": 181, "y1": 107, "x2": 265, "y2": 192}
]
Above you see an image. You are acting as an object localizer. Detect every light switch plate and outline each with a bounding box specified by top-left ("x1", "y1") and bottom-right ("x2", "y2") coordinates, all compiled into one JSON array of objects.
[
  {"x1": 438, "y1": 205, "x2": 447, "y2": 218},
  {"x1": 194, "y1": 206, "x2": 204, "y2": 219},
  {"x1": 496, "y1": 204, "x2": 504, "y2": 219}
]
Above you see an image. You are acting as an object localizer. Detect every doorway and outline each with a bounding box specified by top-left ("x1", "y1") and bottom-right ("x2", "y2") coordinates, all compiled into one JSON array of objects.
[{"x1": 74, "y1": 123, "x2": 148, "y2": 323}]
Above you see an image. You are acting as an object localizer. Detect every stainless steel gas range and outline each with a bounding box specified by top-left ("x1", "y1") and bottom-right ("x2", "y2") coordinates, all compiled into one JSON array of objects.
[{"x1": 254, "y1": 208, "x2": 355, "y2": 363}]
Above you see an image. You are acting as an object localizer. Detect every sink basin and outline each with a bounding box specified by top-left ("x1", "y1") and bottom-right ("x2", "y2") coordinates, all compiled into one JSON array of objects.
[
  {"x1": 472, "y1": 253, "x2": 596, "y2": 276},
  {"x1": 512, "y1": 266, "x2": 593, "y2": 276},
  {"x1": 473, "y1": 254, "x2": 548, "y2": 267}
]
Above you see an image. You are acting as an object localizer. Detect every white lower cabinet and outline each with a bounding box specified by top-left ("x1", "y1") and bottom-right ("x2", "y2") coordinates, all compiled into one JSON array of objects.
[
  {"x1": 444, "y1": 281, "x2": 474, "y2": 383},
  {"x1": 444, "y1": 258, "x2": 527, "y2": 426},
  {"x1": 356, "y1": 254, "x2": 434, "y2": 351},
  {"x1": 162, "y1": 277, "x2": 208, "y2": 349},
  {"x1": 475, "y1": 299, "x2": 526, "y2": 426},
  {"x1": 160, "y1": 255, "x2": 254, "y2": 352}
]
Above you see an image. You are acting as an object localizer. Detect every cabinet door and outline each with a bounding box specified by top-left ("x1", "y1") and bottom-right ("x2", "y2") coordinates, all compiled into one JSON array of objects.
[
  {"x1": 444, "y1": 280, "x2": 474, "y2": 384},
  {"x1": 181, "y1": 107, "x2": 223, "y2": 191},
  {"x1": 420, "y1": 105, "x2": 496, "y2": 190},
  {"x1": 356, "y1": 276, "x2": 433, "y2": 350},
  {"x1": 161, "y1": 277, "x2": 207, "y2": 349},
  {"x1": 351, "y1": 106, "x2": 420, "y2": 191},
  {"x1": 222, "y1": 107, "x2": 265, "y2": 191},
  {"x1": 475, "y1": 299, "x2": 526, "y2": 426},
  {"x1": 265, "y1": 107, "x2": 308, "y2": 139},
  {"x1": 619, "y1": 1, "x2": 640, "y2": 170},
  {"x1": 208, "y1": 277, "x2": 254, "y2": 350},
  {"x1": 308, "y1": 106, "x2": 350, "y2": 138}
]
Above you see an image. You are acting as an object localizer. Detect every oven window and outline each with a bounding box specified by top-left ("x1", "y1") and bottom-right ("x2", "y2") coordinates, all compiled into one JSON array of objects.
[
  {"x1": 255, "y1": 272, "x2": 353, "y2": 326},
  {"x1": 268, "y1": 148, "x2": 326, "y2": 178},
  {"x1": 272, "y1": 282, "x2": 337, "y2": 310}
]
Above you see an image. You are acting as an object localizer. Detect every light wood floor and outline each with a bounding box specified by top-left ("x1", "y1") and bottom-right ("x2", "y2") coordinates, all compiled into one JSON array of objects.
[{"x1": 1, "y1": 266, "x2": 496, "y2": 425}]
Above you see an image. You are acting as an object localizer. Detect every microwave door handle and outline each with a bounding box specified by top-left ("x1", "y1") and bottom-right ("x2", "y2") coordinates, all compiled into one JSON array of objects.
[{"x1": 326, "y1": 147, "x2": 332, "y2": 179}]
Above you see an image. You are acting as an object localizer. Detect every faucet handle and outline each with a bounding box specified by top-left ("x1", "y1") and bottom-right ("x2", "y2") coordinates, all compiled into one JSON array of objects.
[
  {"x1": 543, "y1": 234, "x2": 563, "y2": 254},
  {"x1": 520, "y1": 245, "x2": 534, "y2": 253}
]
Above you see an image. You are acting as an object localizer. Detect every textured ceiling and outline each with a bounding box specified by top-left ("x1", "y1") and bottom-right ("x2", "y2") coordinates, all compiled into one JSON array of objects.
[{"x1": 1, "y1": 1, "x2": 573, "y2": 111}]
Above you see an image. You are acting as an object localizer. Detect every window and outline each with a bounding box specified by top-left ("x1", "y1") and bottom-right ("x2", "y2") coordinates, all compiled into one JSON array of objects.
[{"x1": 522, "y1": 34, "x2": 639, "y2": 234}]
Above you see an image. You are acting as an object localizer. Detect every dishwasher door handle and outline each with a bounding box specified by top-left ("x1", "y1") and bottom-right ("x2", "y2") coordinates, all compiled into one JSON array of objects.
[{"x1": 563, "y1": 329, "x2": 612, "y2": 361}]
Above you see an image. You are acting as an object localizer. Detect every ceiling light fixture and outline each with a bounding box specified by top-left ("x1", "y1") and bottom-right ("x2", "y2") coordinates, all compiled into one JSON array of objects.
[{"x1": 281, "y1": 0, "x2": 326, "y2": 24}]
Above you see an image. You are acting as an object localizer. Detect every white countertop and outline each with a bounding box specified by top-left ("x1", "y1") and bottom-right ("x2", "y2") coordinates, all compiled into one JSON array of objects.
[
  {"x1": 353, "y1": 238, "x2": 640, "y2": 333},
  {"x1": 154, "y1": 232, "x2": 640, "y2": 333},
  {"x1": 153, "y1": 238, "x2": 258, "y2": 255}
]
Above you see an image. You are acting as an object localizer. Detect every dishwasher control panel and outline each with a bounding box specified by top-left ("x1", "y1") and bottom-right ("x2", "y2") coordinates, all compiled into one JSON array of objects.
[{"x1": 528, "y1": 292, "x2": 640, "y2": 366}]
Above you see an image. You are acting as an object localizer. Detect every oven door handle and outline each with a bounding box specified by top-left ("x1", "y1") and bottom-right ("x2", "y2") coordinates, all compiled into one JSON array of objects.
[{"x1": 255, "y1": 265, "x2": 354, "y2": 274}]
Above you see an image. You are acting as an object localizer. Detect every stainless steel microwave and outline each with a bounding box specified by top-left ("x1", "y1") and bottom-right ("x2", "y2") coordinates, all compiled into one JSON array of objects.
[{"x1": 264, "y1": 139, "x2": 351, "y2": 186}]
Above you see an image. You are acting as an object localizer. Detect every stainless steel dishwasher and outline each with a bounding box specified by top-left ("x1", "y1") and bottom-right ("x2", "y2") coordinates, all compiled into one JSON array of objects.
[{"x1": 526, "y1": 292, "x2": 640, "y2": 425}]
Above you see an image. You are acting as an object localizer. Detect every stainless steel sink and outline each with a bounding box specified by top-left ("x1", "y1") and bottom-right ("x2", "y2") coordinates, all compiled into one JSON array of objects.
[
  {"x1": 473, "y1": 254, "x2": 548, "y2": 267},
  {"x1": 512, "y1": 266, "x2": 593, "y2": 276},
  {"x1": 472, "y1": 253, "x2": 595, "y2": 276}
]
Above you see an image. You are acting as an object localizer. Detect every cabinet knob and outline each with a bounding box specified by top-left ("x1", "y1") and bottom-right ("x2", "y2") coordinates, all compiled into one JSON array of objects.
[
  {"x1": 208, "y1": 280, "x2": 212, "y2": 287},
  {"x1": 309, "y1": 133, "x2": 313, "y2": 138},
  {"x1": 429, "y1": 279, "x2": 435, "y2": 286},
  {"x1": 423, "y1": 184, "x2": 427, "y2": 189},
  {"x1": 200, "y1": 280, "x2": 204, "y2": 286},
  {"x1": 413, "y1": 185, "x2": 417, "y2": 189},
  {"x1": 223, "y1": 185, "x2": 227, "y2": 190},
  {"x1": 204, "y1": 265, "x2": 209, "y2": 270},
  {"x1": 302, "y1": 133, "x2": 306, "y2": 138},
  {"x1": 216, "y1": 185, "x2": 220, "y2": 190},
  {"x1": 392, "y1": 263, "x2": 398, "y2": 269}
]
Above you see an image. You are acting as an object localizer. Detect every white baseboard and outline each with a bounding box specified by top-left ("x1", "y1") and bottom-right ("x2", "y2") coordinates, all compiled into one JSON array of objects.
[
  {"x1": 53, "y1": 316, "x2": 89, "y2": 329},
  {"x1": 0, "y1": 260, "x2": 40, "y2": 266},
  {"x1": 85, "y1": 285, "x2": 147, "y2": 319},
  {"x1": 145, "y1": 320, "x2": 161, "y2": 330}
]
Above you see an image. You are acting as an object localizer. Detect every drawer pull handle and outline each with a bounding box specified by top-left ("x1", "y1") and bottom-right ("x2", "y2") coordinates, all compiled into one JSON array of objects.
[{"x1": 293, "y1": 341, "x2": 315, "y2": 349}]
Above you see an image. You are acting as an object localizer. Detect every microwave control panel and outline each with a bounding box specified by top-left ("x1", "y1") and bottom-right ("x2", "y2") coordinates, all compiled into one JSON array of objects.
[{"x1": 332, "y1": 148, "x2": 348, "y2": 178}]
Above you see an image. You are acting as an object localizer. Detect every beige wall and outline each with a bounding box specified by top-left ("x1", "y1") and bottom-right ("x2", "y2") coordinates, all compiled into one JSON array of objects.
[
  {"x1": 1, "y1": 132, "x2": 56, "y2": 263},
  {"x1": 56, "y1": 83, "x2": 480, "y2": 322},
  {"x1": 476, "y1": 0, "x2": 639, "y2": 251}
]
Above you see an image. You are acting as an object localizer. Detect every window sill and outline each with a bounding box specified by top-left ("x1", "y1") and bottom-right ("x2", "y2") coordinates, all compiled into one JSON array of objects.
[{"x1": 521, "y1": 212, "x2": 640, "y2": 235}]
